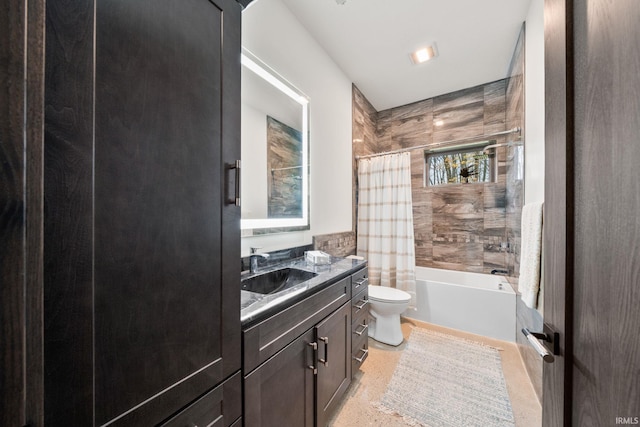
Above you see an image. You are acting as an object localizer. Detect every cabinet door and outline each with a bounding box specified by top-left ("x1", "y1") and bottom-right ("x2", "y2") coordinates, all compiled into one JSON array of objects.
[
  {"x1": 244, "y1": 329, "x2": 315, "y2": 427},
  {"x1": 43, "y1": 0, "x2": 241, "y2": 424},
  {"x1": 315, "y1": 302, "x2": 352, "y2": 427}
]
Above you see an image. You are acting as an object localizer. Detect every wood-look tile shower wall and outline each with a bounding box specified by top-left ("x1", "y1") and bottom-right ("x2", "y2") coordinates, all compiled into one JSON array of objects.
[
  {"x1": 352, "y1": 81, "x2": 511, "y2": 274},
  {"x1": 352, "y1": 85, "x2": 379, "y2": 232}
]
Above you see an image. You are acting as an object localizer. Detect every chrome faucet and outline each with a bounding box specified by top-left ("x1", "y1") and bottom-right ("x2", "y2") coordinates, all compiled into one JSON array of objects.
[{"x1": 249, "y1": 247, "x2": 270, "y2": 273}]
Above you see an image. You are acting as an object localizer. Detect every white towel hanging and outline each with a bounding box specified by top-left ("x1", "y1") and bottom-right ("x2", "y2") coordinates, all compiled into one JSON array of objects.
[{"x1": 519, "y1": 202, "x2": 544, "y2": 308}]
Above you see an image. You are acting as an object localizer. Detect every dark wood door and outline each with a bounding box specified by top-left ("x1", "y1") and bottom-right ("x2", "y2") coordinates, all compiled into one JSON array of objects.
[
  {"x1": 570, "y1": 0, "x2": 640, "y2": 425},
  {"x1": 43, "y1": 0, "x2": 241, "y2": 424},
  {"x1": 315, "y1": 302, "x2": 352, "y2": 427},
  {"x1": 543, "y1": 0, "x2": 573, "y2": 424},
  {"x1": 244, "y1": 328, "x2": 315, "y2": 427},
  {"x1": 544, "y1": 0, "x2": 640, "y2": 425}
]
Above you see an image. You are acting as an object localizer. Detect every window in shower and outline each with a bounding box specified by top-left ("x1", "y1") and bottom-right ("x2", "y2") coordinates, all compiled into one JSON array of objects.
[{"x1": 425, "y1": 141, "x2": 495, "y2": 186}]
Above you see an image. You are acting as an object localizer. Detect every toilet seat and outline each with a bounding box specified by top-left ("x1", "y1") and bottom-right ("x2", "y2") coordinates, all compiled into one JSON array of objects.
[{"x1": 368, "y1": 285, "x2": 411, "y2": 304}]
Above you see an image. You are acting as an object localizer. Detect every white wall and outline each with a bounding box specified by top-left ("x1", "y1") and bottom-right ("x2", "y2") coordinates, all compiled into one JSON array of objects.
[
  {"x1": 524, "y1": 0, "x2": 545, "y2": 204},
  {"x1": 241, "y1": 0, "x2": 354, "y2": 255}
]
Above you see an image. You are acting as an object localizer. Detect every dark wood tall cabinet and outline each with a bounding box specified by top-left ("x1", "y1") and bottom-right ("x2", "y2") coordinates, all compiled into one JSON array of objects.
[{"x1": 2, "y1": 0, "x2": 244, "y2": 425}]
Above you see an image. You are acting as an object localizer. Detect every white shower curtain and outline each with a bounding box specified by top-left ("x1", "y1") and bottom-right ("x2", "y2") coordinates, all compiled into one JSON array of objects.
[{"x1": 357, "y1": 152, "x2": 416, "y2": 305}]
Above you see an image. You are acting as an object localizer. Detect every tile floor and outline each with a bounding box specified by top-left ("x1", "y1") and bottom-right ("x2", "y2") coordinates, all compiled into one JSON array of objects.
[{"x1": 329, "y1": 318, "x2": 542, "y2": 426}]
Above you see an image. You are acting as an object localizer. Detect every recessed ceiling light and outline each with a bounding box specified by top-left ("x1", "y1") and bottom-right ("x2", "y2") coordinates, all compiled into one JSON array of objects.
[
  {"x1": 434, "y1": 119, "x2": 444, "y2": 127},
  {"x1": 410, "y1": 45, "x2": 437, "y2": 64}
]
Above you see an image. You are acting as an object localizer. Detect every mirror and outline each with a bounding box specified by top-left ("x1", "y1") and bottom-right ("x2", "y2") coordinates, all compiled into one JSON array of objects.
[{"x1": 240, "y1": 49, "x2": 310, "y2": 234}]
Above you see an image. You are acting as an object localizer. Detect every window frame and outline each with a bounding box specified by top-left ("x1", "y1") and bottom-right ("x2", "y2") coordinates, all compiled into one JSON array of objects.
[{"x1": 424, "y1": 139, "x2": 497, "y2": 187}]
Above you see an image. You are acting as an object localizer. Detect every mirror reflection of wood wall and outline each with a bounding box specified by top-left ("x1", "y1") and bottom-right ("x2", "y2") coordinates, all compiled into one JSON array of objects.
[{"x1": 266, "y1": 116, "x2": 303, "y2": 218}]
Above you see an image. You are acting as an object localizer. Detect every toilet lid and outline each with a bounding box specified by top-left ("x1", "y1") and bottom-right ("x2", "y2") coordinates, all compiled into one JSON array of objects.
[{"x1": 368, "y1": 285, "x2": 411, "y2": 303}]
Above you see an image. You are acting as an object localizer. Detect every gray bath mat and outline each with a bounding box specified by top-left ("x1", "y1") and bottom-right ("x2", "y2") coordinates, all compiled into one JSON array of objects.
[{"x1": 373, "y1": 328, "x2": 515, "y2": 427}]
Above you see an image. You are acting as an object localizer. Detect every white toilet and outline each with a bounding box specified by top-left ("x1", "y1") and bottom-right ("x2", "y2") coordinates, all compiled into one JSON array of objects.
[{"x1": 368, "y1": 285, "x2": 411, "y2": 346}]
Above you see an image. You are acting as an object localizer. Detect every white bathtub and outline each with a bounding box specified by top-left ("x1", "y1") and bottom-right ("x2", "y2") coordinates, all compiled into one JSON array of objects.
[{"x1": 404, "y1": 267, "x2": 516, "y2": 342}]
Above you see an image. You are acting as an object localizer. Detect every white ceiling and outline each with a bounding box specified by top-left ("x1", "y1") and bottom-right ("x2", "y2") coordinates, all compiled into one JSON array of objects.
[{"x1": 279, "y1": 0, "x2": 532, "y2": 111}]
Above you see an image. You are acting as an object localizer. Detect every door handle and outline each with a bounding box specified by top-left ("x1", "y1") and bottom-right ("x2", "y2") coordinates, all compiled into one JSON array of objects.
[
  {"x1": 353, "y1": 348, "x2": 368, "y2": 364},
  {"x1": 307, "y1": 341, "x2": 318, "y2": 374},
  {"x1": 354, "y1": 298, "x2": 368, "y2": 311},
  {"x1": 522, "y1": 327, "x2": 559, "y2": 363},
  {"x1": 354, "y1": 322, "x2": 369, "y2": 336},
  {"x1": 226, "y1": 160, "x2": 241, "y2": 206},
  {"x1": 318, "y1": 336, "x2": 329, "y2": 366},
  {"x1": 353, "y1": 277, "x2": 368, "y2": 290}
]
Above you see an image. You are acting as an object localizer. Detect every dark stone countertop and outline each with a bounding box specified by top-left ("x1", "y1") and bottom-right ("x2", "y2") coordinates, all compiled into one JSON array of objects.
[{"x1": 240, "y1": 256, "x2": 367, "y2": 325}]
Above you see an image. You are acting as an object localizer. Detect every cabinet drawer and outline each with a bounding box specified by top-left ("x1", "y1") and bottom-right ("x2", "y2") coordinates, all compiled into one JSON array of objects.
[
  {"x1": 352, "y1": 328, "x2": 369, "y2": 358},
  {"x1": 351, "y1": 287, "x2": 369, "y2": 320},
  {"x1": 351, "y1": 314, "x2": 369, "y2": 352},
  {"x1": 243, "y1": 277, "x2": 350, "y2": 373},
  {"x1": 351, "y1": 334, "x2": 369, "y2": 377},
  {"x1": 351, "y1": 267, "x2": 368, "y2": 295},
  {"x1": 161, "y1": 372, "x2": 241, "y2": 427}
]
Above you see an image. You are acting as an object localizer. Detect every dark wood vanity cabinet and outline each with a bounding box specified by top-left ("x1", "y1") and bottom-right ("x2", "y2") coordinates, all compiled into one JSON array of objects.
[
  {"x1": 244, "y1": 302, "x2": 352, "y2": 427},
  {"x1": 243, "y1": 266, "x2": 368, "y2": 427},
  {"x1": 40, "y1": 0, "x2": 243, "y2": 425}
]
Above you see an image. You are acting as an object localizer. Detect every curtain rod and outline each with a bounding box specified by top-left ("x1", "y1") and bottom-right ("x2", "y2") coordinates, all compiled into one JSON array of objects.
[{"x1": 355, "y1": 127, "x2": 521, "y2": 160}]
